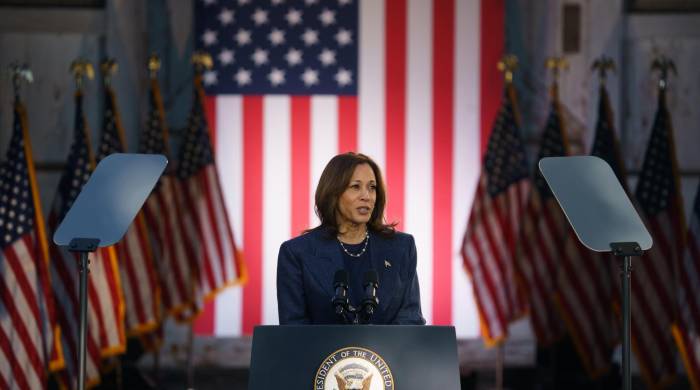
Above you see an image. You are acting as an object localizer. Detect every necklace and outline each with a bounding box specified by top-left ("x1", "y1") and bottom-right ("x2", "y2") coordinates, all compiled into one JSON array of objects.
[{"x1": 338, "y1": 231, "x2": 369, "y2": 258}]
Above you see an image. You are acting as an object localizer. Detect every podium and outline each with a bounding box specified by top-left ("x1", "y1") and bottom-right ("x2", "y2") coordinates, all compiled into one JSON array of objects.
[{"x1": 249, "y1": 325, "x2": 460, "y2": 389}]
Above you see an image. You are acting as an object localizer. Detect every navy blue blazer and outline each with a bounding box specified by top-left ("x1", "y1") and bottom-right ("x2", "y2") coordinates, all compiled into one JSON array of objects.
[{"x1": 276, "y1": 227, "x2": 426, "y2": 325}]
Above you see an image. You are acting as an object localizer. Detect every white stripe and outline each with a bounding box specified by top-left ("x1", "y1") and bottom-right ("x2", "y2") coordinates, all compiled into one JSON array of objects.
[
  {"x1": 215, "y1": 95, "x2": 244, "y2": 336},
  {"x1": 405, "y1": 0, "x2": 433, "y2": 324},
  {"x1": 262, "y1": 96, "x2": 291, "y2": 325},
  {"x1": 452, "y1": 0, "x2": 481, "y2": 339},
  {"x1": 310, "y1": 96, "x2": 339, "y2": 227},
  {"x1": 358, "y1": 0, "x2": 386, "y2": 170}
]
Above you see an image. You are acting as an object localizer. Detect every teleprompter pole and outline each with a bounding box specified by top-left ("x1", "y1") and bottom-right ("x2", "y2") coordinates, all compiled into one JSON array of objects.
[{"x1": 611, "y1": 242, "x2": 642, "y2": 390}]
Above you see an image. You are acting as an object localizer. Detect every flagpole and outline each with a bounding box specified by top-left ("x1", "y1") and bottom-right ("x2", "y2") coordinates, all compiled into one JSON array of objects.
[
  {"x1": 495, "y1": 344, "x2": 504, "y2": 390},
  {"x1": 186, "y1": 322, "x2": 195, "y2": 389}
]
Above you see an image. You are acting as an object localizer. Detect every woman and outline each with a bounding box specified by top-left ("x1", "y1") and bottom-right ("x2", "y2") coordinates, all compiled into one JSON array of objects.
[{"x1": 277, "y1": 152, "x2": 425, "y2": 325}]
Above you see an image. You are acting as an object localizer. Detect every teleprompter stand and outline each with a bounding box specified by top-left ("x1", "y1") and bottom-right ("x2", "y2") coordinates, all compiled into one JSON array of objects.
[
  {"x1": 53, "y1": 153, "x2": 167, "y2": 390},
  {"x1": 539, "y1": 156, "x2": 652, "y2": 390}
]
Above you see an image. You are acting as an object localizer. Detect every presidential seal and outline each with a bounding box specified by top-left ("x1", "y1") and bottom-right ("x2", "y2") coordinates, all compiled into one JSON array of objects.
[{"x1": 314, "y1": 347, "x2": 394, "y2": 390}]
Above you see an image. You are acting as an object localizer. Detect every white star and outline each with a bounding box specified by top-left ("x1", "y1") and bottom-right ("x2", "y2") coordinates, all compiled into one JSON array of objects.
[
  {"x1": 268, "y1": 28, "x2": 286, "y2": 46},
  {"x1": 286, "y1": 8, "x2": 302, "y2": 26},
  {"x1": 235, "y1": 29, "x2": 252, "y2": 46},
  {"x1": 335, "y1": 68, "x2": 352, "y2": 86},
  {"x1": 318, "y1": 48, "x2": 336, "y2": 66},
  {"x1": 218, "y1": 49, "x2": 234, "y2": 65},
  {"x1": 237, "y1": 0, "x2": 250, "y2": 4},
  {"x1": 252, "y1": 48, "x2": 269, "y2": 66},
  {"x1": 271, "y1": 0, "x2": 285, "y2": 4},
  {"x1": 335, "y1": 28, "x2": 352, "y2": 46},
  {"x1": 301, "y1": 68, "x2": 319, "y2": 86},
  {"x1": 305, "y1": 0, "x2": 318, "y2": 4},
  {"x1": 218, "y1": 8, "x2": 234, "y2": 25},
  {"x1": 338, "y1": 0, "x2": 352, "y2": 5},
  {"x1": 202, "y1": 29, "x2": 218, "y2": 46},
  {"x1": 268, "y1": 68, "x2": 286, "y2": 86},
  {"x1": 285, "y1": 48, "x2": 303, "y2": 66},
  {"x1": 203, "y1": 70, "x2": 217, "y2": 84},
  {"x1": 252, "y1": 8, "x2": 268, "y2": 25},
  {"x1": 202, "y1": 0, "x2": 217, "y2": 5},
  {"x1": 301, "y1": 29, "x2": 319, "y2": 46},
  {"x1": 319, "y1": 8, "x2": 336, "y2": 26}
]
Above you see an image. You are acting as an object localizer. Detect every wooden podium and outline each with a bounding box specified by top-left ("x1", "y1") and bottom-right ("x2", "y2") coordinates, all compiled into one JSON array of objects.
[{"x1": 248, "y1": 325, "x2": 460, "y2": 389}]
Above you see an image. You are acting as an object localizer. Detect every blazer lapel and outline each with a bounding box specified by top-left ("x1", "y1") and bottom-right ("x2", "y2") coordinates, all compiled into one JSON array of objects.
[
  {"x1": 309, "y1": 231, "x2": 344, "y2": 298},
  {"x1": 370, "y1": 233, "x2": 397, "y2": 315}
]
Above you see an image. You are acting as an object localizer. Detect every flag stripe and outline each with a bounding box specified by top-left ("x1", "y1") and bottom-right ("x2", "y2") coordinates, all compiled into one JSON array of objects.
[
  {"x1": 242, "y1": 96, "x2": 264, "y2": 334},
  {"x1": 358, "y1": 0, "x2": 386, "y2": 169},
  {"x1": 384, "y1": 0, "x2": 407, "y2": 230},
  {"x1": 263, "y1": 96, "x2": 290, "y2": 325},
  {"x1": 291, "y1": 97, "x2": 311, "y2": 237},
  {"x1": 338, "y1": 97, "x2": 358, "y2": 153},
  {"x1": 432, "y1": 0, "x2": 455, "y2": 325}
]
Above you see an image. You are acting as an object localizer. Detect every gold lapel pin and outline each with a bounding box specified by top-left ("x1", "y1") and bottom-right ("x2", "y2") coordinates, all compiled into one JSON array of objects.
[{"x1": 384, "y1": 260, "x2": 391, "y2": 268}]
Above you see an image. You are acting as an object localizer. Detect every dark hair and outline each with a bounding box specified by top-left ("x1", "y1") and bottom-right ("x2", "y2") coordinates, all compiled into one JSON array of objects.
[{"x1": 312, "y1": 152, "x2": 396, "y2": 237}]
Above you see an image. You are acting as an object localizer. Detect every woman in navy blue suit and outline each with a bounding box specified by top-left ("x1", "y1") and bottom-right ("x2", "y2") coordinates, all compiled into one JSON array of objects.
[{"x1": 277, "y1": 152, "x2": 425, "y2": 325}]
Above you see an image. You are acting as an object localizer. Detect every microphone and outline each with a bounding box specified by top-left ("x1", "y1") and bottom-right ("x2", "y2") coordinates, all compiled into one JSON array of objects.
[
  {"x1": 360, "y1": 270, "x2": 379, "y2": 323},
  {"x1": 332, "y1": 270, "x2": 350, "y2": 318}
]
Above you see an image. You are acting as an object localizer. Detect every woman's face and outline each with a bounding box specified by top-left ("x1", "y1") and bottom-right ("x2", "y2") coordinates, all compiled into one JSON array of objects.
[{"x1": 337, "y1": 163, "x2": 377, "y2": 229}]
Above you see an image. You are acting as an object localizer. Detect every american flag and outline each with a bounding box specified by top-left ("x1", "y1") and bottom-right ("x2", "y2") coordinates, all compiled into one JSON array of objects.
[
  {"x1": 515, "y1": 86, "x2": 568, "y2": 345},
  {"x1": 193, "y1": 0, "x2": 505, "y2": 336},
  {"x1": 95, "y1": 87, "x2": 160, "y2": 336},
  {"x1": 141, "y1": 79, "x2": 199, "y2": 320},
  {"x1": 177, "y1": 75, "x2": 247, "y2": 309},
  {"x1": 0, "y1": 101, "x2": 62, "y2": 389},
  {"x1": 633, "y1": 89, "x2": 685, "y2": 387},
  {"x1": 48, "y1": 92, "x2": 126, "y2": 388},
  {"x1": 674, "y1": 180, "x2": 700, "y2": 389},
  {"x1": 461, "y1": 83, "x2": 529, "y2": 345},
  {"x1": 554, "y1": 85, "x2": 621, "y2": 377}
]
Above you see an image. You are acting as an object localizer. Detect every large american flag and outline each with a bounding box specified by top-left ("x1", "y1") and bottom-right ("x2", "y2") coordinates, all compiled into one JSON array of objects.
[
  {"x1": 515, "y1": 86, "x2": 568, "y2": 345},
  {"x1": 141, "y1": 79, "x2": 200, "y2": 321},
  {"x1": 633, "y1": 89, "x2": 685, "y2": 387},
  {"x1": 48, "y1": 92, "x2": 126, "y2": 389},
  {"x1": 674, "y1": 180, "x2": 700, "y2": 389},
  {"x1": 95, "y1": 87, "x2": 160, "y2": 336},
  {"x1": 554, "y1": 85, "x2": 621, "y2": 377},
  {"x1": 0, "y1": 101, "x2": 61, "y2": 389},
  {"x1": 193, "y1": 0, "x2": 505, "y2": 336},
  {"x1": 461, "y1": 83, "x2": 529, "y2": 345}
]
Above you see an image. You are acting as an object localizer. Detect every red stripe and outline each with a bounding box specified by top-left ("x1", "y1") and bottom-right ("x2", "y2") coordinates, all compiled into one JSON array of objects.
[
  {"x1": 204, "y1": 96, "x2": 217, "y2": 148},
  {"x1": 242, "y1": 96, "x2": 264, "y2": 334},
  {"x1": 384, "y1": 0, "x2": 406, "y2": 229},
  {"x1": 432, "y1": 0, "x2": 454, "y2": 325},
  {"x1": 193, "y1": 300, "x2": 215, "y2": 335},
  {"x1": 479, "y1": 0, "x2": 505, "y2": 157},
  {"x1": 99, "y1": 247, "x2": 124, "y2": 347},
  {"x1": 291, "y1": 97, "x2": 311, "y2": 237},
  {"x1": 338, "y1": 97, "x2": 358, "y2": 153}
]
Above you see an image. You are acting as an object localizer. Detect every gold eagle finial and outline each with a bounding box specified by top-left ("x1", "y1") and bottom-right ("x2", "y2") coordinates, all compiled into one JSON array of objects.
[
  {"x1": 497, "y1": 54, "x2": 518, "y2": 84},
  {"x1": 70, "y1": 59, "x2": 94, "y2": 90},
  {"x1": 651, "y1": 55, "x2": 676, "y2": 91},
  {"x1": 591, "y1": 56, "x2": 616, "y2": 85}
]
